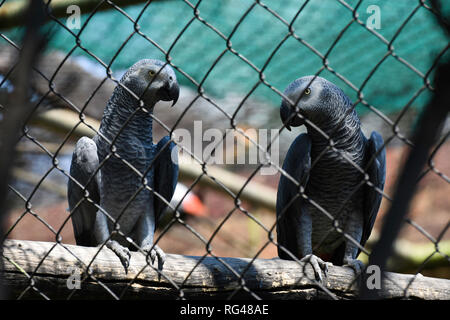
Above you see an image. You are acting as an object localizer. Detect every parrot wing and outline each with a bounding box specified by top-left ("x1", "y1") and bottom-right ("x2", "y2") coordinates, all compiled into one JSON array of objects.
[
  {"x1": 67, "y1": 136, "x2": 101, "y2": 246},
  {"x1": 152, "y1": 136, "x2": 179, "y2": 228},
  {"x1": 276, "y1": 133, "x2": 312, "y2": 260},
  {"x1": 361, "y1": 131, "x2": 386, "y2": 249}
]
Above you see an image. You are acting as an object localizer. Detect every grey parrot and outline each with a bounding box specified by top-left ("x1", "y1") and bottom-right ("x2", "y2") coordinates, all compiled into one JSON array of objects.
[
  {"x1": 276, "y1": 76, "x2": 386, "y2": 281},
  {"x1": 68, "y1": 59, "x2": 180, "y2": 272}
]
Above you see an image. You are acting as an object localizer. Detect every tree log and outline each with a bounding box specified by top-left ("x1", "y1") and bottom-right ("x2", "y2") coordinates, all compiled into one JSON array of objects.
[{"x1": 1, "y1": 239, "x2": 449, "y2": 300}]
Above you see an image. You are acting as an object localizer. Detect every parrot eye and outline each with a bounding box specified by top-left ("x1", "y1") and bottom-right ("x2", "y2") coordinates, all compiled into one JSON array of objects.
[
  {"x1": 148, "y1": 70, "x2": 156, "y2": 77},
  {"x1": 304, "y1": 88, "x2": 311, "y2": 95}
]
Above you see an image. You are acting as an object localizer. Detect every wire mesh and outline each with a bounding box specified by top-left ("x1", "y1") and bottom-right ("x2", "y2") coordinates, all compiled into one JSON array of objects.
[{"x1": 0, "y1": 0, "x2": 449, "y2": 300}]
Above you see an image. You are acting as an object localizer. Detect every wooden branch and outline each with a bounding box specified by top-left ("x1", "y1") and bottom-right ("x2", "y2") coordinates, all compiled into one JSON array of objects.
[
  {"x1": 2, "y1": 240, "x2": 449, "y2": 299},
  {"x1": 0, "y1": 0, "x2": 168, "y2": 30}
]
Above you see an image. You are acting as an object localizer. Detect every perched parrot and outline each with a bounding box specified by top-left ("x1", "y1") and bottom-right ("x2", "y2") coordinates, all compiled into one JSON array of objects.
[
  {"x1": 276, "y1": 76, "x2": 386, "y2": 281},
  {"x1": 68, "y1": 59, "x2": 179, "y2": 272}
]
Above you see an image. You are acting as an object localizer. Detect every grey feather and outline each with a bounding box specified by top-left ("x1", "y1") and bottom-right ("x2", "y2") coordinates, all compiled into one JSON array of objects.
[
  {"x1": 153, "y1": 135, "x2": 178, "y2": 227},
  {"x1": 276, "y1": 133, "x2": 311, "y2": 260},
  {"x1": 67, "y1": 59, "x2": 180, "y2": 271},
  {"x1": 67, "y1": 137, "x2": 100, "y2": 246},
  {"x1": 277, "y1": 76, "x2": 386, "y2": 277},
  {"x1": 361, "y1": 131, "x2": 386, "y2": 249}
]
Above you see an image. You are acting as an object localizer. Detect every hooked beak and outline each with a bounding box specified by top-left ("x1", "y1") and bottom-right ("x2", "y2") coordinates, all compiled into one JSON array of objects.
[
  {"x1": 280, "y1": 99, "x2": 292, "y2": 131},
  {"x1": 170, "y1": 82, "x2": 179, "y2": 107},
  {"x1": 280, "y1": 99, "x2": 305, "y2": 131},
  {"x1": 159, "y1": 81, "x2": 180, "y2": 107}
]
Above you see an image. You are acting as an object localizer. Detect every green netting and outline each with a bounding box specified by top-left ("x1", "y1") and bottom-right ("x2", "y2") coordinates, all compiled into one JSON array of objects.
[{"x1": 8, "y1": 0, "x2": 450, "y2": 113}]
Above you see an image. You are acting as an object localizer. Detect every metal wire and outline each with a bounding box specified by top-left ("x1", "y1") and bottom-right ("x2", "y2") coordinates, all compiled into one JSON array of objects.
[{"x1": 0, "y1": 0, "x2": 449, "y2": 300}]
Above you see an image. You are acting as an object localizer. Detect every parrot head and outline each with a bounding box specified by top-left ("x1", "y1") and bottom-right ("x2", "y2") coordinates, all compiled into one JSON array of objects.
[
  {"x1": 120, "y1": 59, "x2": 180, "y2": 108},
  {"x1": 280, "y1": 76, "x2": 352, "y2": 130}
]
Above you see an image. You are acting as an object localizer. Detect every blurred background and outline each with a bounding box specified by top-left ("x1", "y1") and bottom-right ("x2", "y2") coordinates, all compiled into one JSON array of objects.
[{"x1": 0, "y1": 0, "x2": 449, "y2": 279}]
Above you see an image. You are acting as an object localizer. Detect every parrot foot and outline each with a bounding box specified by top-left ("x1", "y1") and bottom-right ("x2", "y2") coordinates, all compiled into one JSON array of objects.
[
  {"x1": 105, "y1": 240, "x2": 131, "y2": 273},
  {"x1": 300, "y1": 254, "x2": 332, "y2": 283},
  {"x1": 142, "y1": 244, "x2": 166, "y2": 271},
  {"x1": 343, "y1": 258, "x2": 365, "y2": 275}
]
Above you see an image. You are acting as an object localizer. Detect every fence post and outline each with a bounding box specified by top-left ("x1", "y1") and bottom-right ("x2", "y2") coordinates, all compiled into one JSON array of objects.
[{"x1": 0, "y1": 0, "x2": 48, "y2": 299}]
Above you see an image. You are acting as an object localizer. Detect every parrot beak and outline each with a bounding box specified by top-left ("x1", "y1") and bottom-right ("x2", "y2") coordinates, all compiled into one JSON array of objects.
[
  {"x1": 170, "y1": 82, "x2": 179, "y2": 107},
  {"x1": 159, "y1": 81, "x2": 180, "y2": 107},
  {"x1": 280, "y1": 98, "x2": 305, "y2": 131},
  {"x1": 280, "y1": 100, "x2": 292, "y2": 131},
  {"x1": 285, "y1": 122, "x2": 292, "y2": 131}
]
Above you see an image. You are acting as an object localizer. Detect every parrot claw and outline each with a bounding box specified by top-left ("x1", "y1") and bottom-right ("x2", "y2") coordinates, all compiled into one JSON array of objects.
[
  {"x1": 343, "y1": 258, "x2": 365, "y2": 275},
  {"x1": 300, "y1": 254, "x2": 332, "y2": 283},
  {"x1": 142, "y1": 244, "x2": 166, "y2": 271},
  {"x1": 105, "y1": 240, "x2": 131, "y2": 273}
]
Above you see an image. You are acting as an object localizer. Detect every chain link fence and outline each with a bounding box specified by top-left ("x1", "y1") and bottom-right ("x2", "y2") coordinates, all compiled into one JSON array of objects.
[{"x1": 0, "y1": 0, "x2": 449, "y2": 300}]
